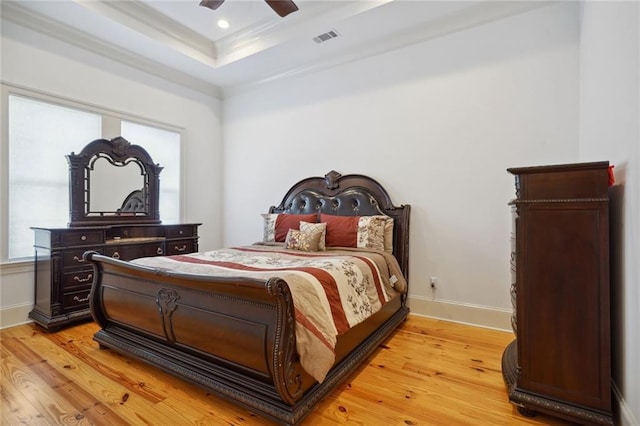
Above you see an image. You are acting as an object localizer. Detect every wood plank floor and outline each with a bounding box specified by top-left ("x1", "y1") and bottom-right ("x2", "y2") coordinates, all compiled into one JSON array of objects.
[{"x1": 1, "y1": 315, "x2": 574, "y2": 425}]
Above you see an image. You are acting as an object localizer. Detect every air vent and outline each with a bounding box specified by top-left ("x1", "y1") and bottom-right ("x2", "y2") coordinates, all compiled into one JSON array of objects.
[{"x1": 313, "y1": 30, "x2": 339, "y2": 44}]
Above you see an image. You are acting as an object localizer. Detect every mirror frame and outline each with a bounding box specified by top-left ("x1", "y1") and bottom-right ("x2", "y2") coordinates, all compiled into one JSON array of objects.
[{"x1": 67, "y1": 136, "x2": 163, "y2": 227}]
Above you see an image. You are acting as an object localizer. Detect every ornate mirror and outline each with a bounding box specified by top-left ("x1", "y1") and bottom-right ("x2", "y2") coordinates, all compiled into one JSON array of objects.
[{"x1": 67, "y1": 136, "x2": 163, "y2": 227}]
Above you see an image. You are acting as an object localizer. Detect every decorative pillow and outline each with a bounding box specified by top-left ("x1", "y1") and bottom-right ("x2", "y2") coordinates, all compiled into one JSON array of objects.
[
  {"x1": 300, "y1": 221, "x2": 327, "y2": 251},
  {"x1": 262, "y1": 213, "x2": 317, "y2": 242},
  {"x1": 284, "y1": 228, "x2": 323, "y2": 252},
  {"x1": 320, "y1": 214, "x2": 359, "y2": 248},
  {"x1": 357, "y1": 216, "x2": 387, "y2": 251},
  {"x1": 320, "y1": 214, "x2": 388, "y2": 251}
]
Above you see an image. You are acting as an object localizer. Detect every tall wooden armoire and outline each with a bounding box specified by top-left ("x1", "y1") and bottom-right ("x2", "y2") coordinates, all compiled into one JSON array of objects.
[{"x1": 501, "y1": 161, "x2": 613, "y2": 425}]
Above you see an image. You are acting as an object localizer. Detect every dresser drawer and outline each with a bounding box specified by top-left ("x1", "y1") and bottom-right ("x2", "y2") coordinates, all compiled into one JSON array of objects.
[
  {"x1": 62, "y1": 269, "x2": 94, "y2": 289},
  {"x1": 61, "y1": 230, "x2": 104, "y2": 247},
  {"x1": 105, "y1": 243, "x2": 165, "y2": 260},
  {"x1": 166, "y1": 239, "x2": 196, "y2": 255},
  {"x1": 63, "y1": 288, "x2": 91, "y2": 311},
  {"x1": 62, "y1": 248, "x2": 103, "y2": 269},
  {"x1": 166, "y1": 225, "x2": 196, "y2": 239}
]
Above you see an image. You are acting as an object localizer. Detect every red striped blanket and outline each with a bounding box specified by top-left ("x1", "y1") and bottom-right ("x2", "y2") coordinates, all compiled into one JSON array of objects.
[{"x1": 131, "y1": 244, "x2": 405, "y2": 382}]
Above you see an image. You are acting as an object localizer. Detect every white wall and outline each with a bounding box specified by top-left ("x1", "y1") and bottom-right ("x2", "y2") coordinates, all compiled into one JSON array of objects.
[
  {"x1": 223, "y1": 2, "x2": 580, "y2": 328},
  {"x1": 1, "y1": 1, "x2": 636, "y2": 422},
  {"x1": 0, "y1": 21, "x2": 224, "y2": 326},
  {"x1": 579, "y1": 2, "x2": 640, "y2": 424}
]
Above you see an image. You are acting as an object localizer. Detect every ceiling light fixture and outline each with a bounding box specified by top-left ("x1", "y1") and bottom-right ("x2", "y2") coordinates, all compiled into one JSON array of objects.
[{"x1": 217, "y1": 19, "x2": 229, "y2": 29}]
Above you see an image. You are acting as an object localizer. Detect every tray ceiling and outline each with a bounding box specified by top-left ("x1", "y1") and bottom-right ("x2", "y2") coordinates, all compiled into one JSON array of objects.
[{"x1": 1, "y1": 0, "x2": 548, "y2": 97}]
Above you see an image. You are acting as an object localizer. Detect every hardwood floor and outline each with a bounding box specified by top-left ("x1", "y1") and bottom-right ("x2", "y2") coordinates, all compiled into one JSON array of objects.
[{"x1": 1, "y1": 315, "x2": 574, "y2": 425}]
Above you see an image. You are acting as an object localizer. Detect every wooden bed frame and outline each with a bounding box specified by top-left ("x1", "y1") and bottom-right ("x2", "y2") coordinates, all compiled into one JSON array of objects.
[{"x1": 84, "y1": 170, "x2": 411, "y2": 425}]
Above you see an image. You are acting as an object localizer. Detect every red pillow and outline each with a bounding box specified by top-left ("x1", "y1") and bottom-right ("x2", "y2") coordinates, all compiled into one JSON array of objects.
[
  {"x1": 320, "y1": 214, "x2": 359, "y2": 247},
  {"x1": 275, "y1": 214, "x2": 316, "y2": 241}
]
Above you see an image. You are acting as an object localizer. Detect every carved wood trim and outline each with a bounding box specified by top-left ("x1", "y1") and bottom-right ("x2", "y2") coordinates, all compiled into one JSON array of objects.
[
  {"x1": 266, "y1": 277, "x2": 303, "y2": 405},
  {"x1": 156, "y1": 288, "x2": 180, "y2": 342}
]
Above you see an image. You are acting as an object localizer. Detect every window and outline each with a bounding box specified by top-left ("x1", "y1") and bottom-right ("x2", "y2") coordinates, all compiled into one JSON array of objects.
[
  {"x1": 121, "y1": 121, "x2": 181, "y2": 224},
  {"x1": 8, "y1": 95, "x2": 102, "y2": 259},
  {"x1": 5, "y1": 92, "x2": 183, "y2": 261}
]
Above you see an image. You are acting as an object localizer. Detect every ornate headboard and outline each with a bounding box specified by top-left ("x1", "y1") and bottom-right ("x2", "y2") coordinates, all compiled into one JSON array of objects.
[{"x1": 270, "y1": 170, "x2": 411, "y2": 281}]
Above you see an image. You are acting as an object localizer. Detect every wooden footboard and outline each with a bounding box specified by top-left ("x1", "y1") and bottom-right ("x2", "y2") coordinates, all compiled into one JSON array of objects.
[{"x1": 85, "y1": 251, "x2": 409, "y2": 425}]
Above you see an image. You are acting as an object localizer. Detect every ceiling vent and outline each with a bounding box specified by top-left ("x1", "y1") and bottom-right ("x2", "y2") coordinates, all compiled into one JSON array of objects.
[{"x1": 313, "y1": 30, "x2": 340, "y2": 44}]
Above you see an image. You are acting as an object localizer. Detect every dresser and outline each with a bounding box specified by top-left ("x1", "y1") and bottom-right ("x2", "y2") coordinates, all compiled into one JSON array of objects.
[
  {"x1": 501, "y1": 161, "x2": 612, "y2": 425},
  {"x1": 30, "y1": 223, "x2": 200, "y2": 331}
]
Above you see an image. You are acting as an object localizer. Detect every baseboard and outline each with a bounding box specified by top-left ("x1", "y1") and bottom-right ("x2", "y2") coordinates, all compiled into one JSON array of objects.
[
  {"x1": 613, "y1": 382, "x2": 639, "y2": 426},
  {"x1": 0, "y1": 303, "x2": 33, "y2": 329},
  {"x1": 408, "y1": 295, "x2": 513, "y2": 332}
]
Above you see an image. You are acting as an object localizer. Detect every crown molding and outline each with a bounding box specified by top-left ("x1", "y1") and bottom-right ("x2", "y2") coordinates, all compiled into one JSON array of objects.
[
  {"x1": 73, "y1": 0, "x2": 217, "y2": 67},
  {"x1": 1, "y1": 2, "x2": 222, "y2": 99},
  {"x1": 222, "y1": 1, "x2": 551, "y2": 98},
  {"x1": 3, "y1": 0, "x2": 552, "y2": 100},
  {"x1": 214, "y1": 0, "x2": 392, "y2": 66}
]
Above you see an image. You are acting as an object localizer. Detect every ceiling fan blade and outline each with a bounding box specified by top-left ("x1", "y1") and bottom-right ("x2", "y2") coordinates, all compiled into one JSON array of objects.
[
  {"x1": 199, "y1": 0, "x2": 225, "y2": 10},
  {"x1": 265, "y1": 0, "x2": 298, "y2": 17}
]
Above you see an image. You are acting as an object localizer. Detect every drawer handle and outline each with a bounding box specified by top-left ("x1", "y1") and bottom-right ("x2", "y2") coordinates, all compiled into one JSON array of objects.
[
  {"x1": 73, "y1": 295, "x2": 89, "y2": 303},
  {"x1": 157, "y1": 247, "x2": 164, "y2": 255},
  {"x1": 73, "y1": 274, "x2": 93, "y2": 283},
  {"x1": 112, "y1": 252, "x2": 120, "y2": 259},
  {"x1": 174, "y1": 245, "x2": 187, "y2": 252},
  {"x1": 73, "y1": 256, "x2": 85, "y2": 263},
  {"x1": 81, "y1": 235, "x2": 87, "y2": 241}
]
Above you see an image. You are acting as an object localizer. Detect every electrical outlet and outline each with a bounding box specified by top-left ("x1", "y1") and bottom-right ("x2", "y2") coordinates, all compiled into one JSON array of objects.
[{"x1": 430, "y1": 276, "x2": 437, "y2": 289}]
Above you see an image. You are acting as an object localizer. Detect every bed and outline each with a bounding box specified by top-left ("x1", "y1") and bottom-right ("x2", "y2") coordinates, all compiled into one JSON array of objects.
[{"x1": 84, "y1": 170, "x2": 411, "y2": 425}]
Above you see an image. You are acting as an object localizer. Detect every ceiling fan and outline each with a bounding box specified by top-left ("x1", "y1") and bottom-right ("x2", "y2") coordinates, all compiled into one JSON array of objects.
[{"x1": 199, "y1": 0, "x2": 299, "y2": 18}]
